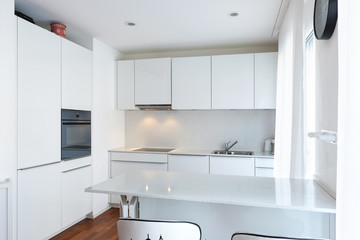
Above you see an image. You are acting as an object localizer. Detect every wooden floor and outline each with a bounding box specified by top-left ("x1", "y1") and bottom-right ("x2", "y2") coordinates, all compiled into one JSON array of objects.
[{"x1": 50, "y1": 208, "x2": 119, "y2": 240}]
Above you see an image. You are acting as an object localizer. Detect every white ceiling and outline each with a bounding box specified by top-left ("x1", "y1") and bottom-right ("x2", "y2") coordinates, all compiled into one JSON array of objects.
[{"x1": 15, "y1": 0, "x2": 289, "y2": 54}]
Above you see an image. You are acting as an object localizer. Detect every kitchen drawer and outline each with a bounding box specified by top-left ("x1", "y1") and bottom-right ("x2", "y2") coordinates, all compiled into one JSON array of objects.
[
  {"x1": 110, "y1": 152, "x2": 168, "y2": 163},
  {"x1": 255, "y1": 167, "x2": 274, "y2": 177},
  {"x1": 168, "y1": 155, "x2": 209, "y2": 174},
  {"x1": 210, "y1": 156, "x2": 255, "y2": 176},
  {"x1": 255, "y1": 157, "x2": 274, "y2": 168}
]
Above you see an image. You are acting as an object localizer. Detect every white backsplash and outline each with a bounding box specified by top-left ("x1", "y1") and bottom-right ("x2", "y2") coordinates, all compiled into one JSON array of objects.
[{"x1": 125, "y1": 110, "x2": 275, "y2": 152}]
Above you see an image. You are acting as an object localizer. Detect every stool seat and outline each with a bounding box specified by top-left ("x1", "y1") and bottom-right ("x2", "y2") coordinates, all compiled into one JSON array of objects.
[{"x1": 117, "y1": 218, "x2": 201, "y2": 240}]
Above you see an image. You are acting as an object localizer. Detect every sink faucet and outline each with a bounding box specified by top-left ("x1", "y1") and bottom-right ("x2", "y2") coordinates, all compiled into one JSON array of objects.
[{"x1": 225, "y1": 140, "x2": 238, "y2": 152}]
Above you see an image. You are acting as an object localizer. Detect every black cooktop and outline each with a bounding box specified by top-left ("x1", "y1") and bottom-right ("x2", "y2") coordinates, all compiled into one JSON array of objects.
[{"x1": 133, "y1": 147, "x2": 175, "y2": 153}]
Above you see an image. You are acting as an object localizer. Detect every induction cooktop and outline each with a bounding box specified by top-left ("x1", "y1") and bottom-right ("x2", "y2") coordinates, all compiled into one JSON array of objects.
[{"x1": 133, "y1": 147, "x2": 175, "y2": 153}]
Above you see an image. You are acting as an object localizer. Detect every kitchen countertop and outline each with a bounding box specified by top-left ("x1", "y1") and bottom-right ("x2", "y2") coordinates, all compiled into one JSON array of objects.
[
  {"x1": 109, "y1": 147, "x2": 274, "y2": 158},
  {"x1": 86, "y1": 170, "x2": 336, "y2": 213}
]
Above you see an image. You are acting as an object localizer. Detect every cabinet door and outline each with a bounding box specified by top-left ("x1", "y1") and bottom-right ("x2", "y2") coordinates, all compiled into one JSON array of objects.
[
  {"x1": 135, "y1": 58, "x2": 171, "y2": 105},
  {"x1": 117, "y1": 60, "x2": 136, "y2": 109},
  {"x1": 62, "y1": 38, "x2": 93, "y2": 110},
  {"x1": 255, "y1": 52, "x2": 277, "y2": 109},
  {"x1": 212, "y1": 54, "x2": 254, "y2": 109},
  {"x1": 62, "y1": 165, "x2": 92, "y2": 228},
  {"x1": 172, "y1": 56, "x2": 211, "y2": 109},
  {"x1": 210, "y1": 156, "x2": 254, "y2": 176},
  {"x1": 17, "y1": 18, "x2": 61, "y2": 169},
  {"x1": 255, "y1": 168, "x2": 274, "y2": 177},
  {"x1": 168, "y1": 155, "x2": 209, "y2": 174},
  {"x1": 18, "y1": 163, "x2": 61, "y2": 240}
]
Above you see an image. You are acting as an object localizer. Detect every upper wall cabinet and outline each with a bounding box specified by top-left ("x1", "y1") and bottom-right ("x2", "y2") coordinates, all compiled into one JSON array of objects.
[
  {"x1": 62, "y1": 38, "x2": 93, "y2": 110},
  {"x1": 254, "y1": 52, "x2": 277, "y2": 109},
  {"x1": 172, "y1": 56, "x2": 211, "y2": 110},
  {"x1": 117, "y1": 60, "x2": 136, "y2": 110},
  {"x1": 212, "y1": 54, "x2": 255, "y2": 109},
  {"x1": 135, "y1": 58, "x2": 171, "y2": 105},
  {"x1": 17, "y1": 18, "x2": 61, "y2": 169}
]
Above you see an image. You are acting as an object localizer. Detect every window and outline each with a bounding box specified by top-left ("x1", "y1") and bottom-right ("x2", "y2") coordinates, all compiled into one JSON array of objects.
[{"x1": 304, "y1": 32, "x2": 315, "y2": 179}]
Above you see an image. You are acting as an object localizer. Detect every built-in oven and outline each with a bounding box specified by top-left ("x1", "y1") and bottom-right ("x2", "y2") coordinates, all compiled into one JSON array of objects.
[{"x1": 61, "y1": 109, "x2": 91, "y2": 160}]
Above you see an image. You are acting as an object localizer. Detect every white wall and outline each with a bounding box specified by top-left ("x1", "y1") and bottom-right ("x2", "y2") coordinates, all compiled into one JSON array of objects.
[
  {"x1": 337, "y1": 0, "x2": 360, "y2": 238},
  {"x1": 92, "y1": 39, "x2": 125, "y2": 216},
  {"x1": 125, "y1": 110, "x2": 275, "y2": 151},
  {"x1": 0, "y1": 0, "x2": 17, "y2": 239}
]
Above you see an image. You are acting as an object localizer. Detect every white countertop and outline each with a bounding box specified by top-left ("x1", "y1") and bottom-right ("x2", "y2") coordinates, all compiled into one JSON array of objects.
[
  {"x1": 109, "y1": 147, "x2": 274, "y2": 158},
  {"x1": 86, "y1": 170, "x2": 335, "y2": 213}
]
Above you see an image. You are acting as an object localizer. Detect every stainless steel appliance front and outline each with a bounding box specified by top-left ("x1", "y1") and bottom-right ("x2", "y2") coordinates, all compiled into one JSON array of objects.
[{"x1": 61, "y1": 109, "x2": 91, "y2": 160}]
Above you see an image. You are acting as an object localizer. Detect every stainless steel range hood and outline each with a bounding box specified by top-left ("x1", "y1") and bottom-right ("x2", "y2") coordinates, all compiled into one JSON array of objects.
[{"x1": 135, "y1": 104, "x2": 172, "y2": 111}]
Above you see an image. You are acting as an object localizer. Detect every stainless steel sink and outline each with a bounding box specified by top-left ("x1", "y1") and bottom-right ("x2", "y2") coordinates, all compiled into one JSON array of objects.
[{"x1": 212, "y1": 150, "x2": 254, "y2": 156}]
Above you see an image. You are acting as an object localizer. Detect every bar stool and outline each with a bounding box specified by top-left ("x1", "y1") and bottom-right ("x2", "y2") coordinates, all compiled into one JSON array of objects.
[
  {"x1": 117, "y1": 218, "x2": 201, "y2": 240},
  {"x1": 231, "y1": 233, "x2": 329, "y2": 240}
]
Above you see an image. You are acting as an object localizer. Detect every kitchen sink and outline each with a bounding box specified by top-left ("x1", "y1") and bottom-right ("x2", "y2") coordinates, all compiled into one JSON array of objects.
[{"x1": 212, "y1": 150, "x2": 254, "y2": 156}]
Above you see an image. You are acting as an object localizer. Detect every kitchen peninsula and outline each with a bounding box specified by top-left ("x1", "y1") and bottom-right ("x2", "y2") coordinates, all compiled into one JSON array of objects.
[{"x1": 86, "y1": 170, "x2": 335, "y2": 240}]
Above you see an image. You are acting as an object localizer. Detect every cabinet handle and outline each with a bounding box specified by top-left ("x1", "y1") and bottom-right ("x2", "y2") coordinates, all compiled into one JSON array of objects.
[
  {"x1": 62, "y1": 164, "x2": 91, "y2": 173},
  {"x1": 18, "y1": 161, "x2": 61, "y2": 171}
]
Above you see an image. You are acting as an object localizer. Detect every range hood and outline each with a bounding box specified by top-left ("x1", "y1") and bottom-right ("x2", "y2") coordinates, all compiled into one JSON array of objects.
[{"x1": 135, "y1": 104, "x2": 172, "y2": 111}]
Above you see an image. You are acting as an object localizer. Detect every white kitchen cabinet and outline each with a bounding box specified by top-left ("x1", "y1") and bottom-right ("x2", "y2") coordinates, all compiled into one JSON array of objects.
[
  {"x1": 168, "y1": 155, "x2": 209, "y2": 174},
  {"x1": 172, "y1": 56, "x2": 211, "y2": 109},
  {"x1": 255, "y1": 157, "x2": 274, "y2": 177},
  {"x1": 18, "y1": 163, "x2": 62, "y2": 240},
  {"x1": 117, "y1": 60, "x2": 136, "y2": 109},
  {"x1": 62, "y1": 38, "x2": 93, "y2": 110},
  {"x1": 210, "y1": 156, "x2": 255, "y2": 176},
  {"x1": 62, "y1": 164, "x2": 92, "y2": 228},
  {"x1": 254, "y1": 52, "x2": 277, "y2": 109},
  {"x1": 255, "y1": 168, "x2": 274, "y2": 177},
  {"x1": 17, "y1": 18, "x2": 61, "y2": 169},
  {"x1": 212, "y1": 54, "x2": 255, "y2": 109},
  {"x1": 135, "y1": 58, "x2": 171, "y2": 105},
  {"x1": 110, "y1": 152, "x2": 168, "y2": 204}
]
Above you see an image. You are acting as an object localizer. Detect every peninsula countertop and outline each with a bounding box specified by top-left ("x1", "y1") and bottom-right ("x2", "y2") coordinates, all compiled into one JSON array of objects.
[{"x1": 86, "y1": 170, "x2": 335, "y2": 214}]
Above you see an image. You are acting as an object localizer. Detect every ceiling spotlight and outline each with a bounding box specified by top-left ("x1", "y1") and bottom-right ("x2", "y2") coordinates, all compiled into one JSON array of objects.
[
  {"x1": 229, "y1": 12, "x2": 239, "y2": 17},
  {"x1": 124, "y1": 21, "x2": 136, "y2": 26}
]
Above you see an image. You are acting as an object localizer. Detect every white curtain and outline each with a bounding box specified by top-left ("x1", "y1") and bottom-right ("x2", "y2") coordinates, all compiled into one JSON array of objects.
[{"x1": 274, "y1": 0, "x2": 307, "y2": 179}]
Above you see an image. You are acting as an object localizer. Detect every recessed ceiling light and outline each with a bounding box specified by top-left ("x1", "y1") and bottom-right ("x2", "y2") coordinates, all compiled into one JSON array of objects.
[
  {"x1": 124, "y1": 21, "x2": 136, "y2": 26},
  {"x1": 229, "y1": 12, "x2": 239, "y2": 17}
]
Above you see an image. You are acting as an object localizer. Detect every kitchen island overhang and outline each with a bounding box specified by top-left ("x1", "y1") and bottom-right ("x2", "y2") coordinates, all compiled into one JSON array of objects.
[{"x1": 85, "y1": 170, "x2": 335, "y2": 214}]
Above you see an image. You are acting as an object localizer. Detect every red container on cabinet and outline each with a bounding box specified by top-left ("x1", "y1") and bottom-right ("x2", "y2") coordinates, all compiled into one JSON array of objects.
[{"x1": 51, "y1": 23, "x2": 66, "y2": 38}]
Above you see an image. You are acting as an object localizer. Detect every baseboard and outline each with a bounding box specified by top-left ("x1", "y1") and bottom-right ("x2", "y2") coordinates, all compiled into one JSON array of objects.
[
  {"x1": 109, "y1": 202, "x2": 120, "y2": 208},
  {"x1": 86, "y1": 205, "x2": 112, "y2": 219}
]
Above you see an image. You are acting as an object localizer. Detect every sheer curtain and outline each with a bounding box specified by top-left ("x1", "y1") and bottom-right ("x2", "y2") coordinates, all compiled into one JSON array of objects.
[{"x1": 274, "y1": 0, "x2": 309, "y2": 179}]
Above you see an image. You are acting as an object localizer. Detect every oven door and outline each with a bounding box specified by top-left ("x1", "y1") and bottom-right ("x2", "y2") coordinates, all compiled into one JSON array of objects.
[{"x1": 61, "y1": 120, "x2": 91, "y2": 160}]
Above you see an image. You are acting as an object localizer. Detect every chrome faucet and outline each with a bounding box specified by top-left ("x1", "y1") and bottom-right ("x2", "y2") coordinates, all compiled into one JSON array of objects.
[{"x1": 225, "y1": 140, "x2": 238, "y2": 152}]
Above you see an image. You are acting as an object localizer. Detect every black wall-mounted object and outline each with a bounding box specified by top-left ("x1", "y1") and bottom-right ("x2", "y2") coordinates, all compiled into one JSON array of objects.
[{"x1": 313, "y1": 0, "x2": 338, "y2": 40}]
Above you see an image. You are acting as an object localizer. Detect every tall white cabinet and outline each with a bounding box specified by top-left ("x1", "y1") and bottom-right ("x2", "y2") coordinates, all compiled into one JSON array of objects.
[
  {"x1": 61, "y1": 38, "x2": 93, "y2": 110},
  {"x1": 17, "y1": 18, "x2": 62, "y2": 240},
  {"x1": 17, "y1": 18, "x2": 61, "y2": 170},
  {"x1": 212, "y1": 54, "x2": 255, "y2": 109},
  {"x1": 172, "y1": 56, "x2": 211, "y2": 109},
  {"x1": 255, "y1": 52, "x2": 277, "y2": 109},
  {"x1": 135, "y1": 58, "x2": 171, "y2": 105},
  {"x1": 17, "y1": 18, "x2": 93, "y2": 240}
]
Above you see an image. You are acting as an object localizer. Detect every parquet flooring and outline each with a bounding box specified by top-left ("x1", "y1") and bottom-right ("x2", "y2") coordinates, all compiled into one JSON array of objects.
[{"x1": 50, "y1": 208, "x2": 119, "y2": 240}]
